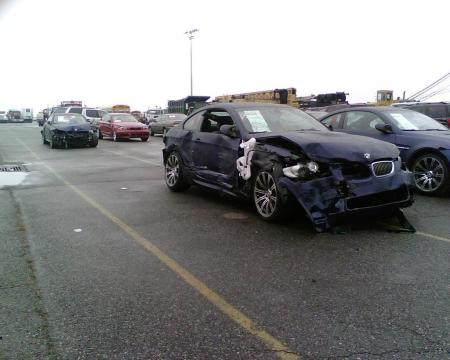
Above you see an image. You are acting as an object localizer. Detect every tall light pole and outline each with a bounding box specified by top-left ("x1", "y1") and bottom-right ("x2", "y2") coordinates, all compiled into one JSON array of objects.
[{"x1": 185, "y1": 29, "x2": 199, "y2": 96}]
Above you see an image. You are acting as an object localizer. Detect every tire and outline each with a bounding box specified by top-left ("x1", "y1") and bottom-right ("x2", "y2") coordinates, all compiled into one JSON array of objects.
[
  {"x1": 89, "y1": 137, "x2": 99, "y2": 148},
  {"x1": 113, "y1": 131, "x2": 118, "y2": 142},
  {"x1": 165, "y1": 151, "x2": 190, "y2": 192},
  {"x1": 49, "y1": 135, "x2": 57, "y2": 149},
  {"x1": 412, "y1": 153, "x2": 450, "y2": 195},
  {"x1": 150, "y1": 128, "x2": 154, "y2": 136},
  {"x1": 141, "y1": 137, "x2": 148, "y2": 142},
  {"x1": 252, "y1": 169, "x2": 286, "y2": 221}
]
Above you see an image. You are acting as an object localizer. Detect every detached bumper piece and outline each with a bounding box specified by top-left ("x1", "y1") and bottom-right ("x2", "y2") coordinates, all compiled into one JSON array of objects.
[{"x1": 279, "y1": 162, "x2": 415, "y2": 233}]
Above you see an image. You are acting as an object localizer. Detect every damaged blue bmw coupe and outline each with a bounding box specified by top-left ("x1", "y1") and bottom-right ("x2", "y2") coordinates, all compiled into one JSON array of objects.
[{"x1": 162, "y1": 103, "x2": 414, "y2": 232}]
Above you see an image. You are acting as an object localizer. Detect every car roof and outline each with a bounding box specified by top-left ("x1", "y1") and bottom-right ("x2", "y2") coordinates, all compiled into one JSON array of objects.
[{"x1": 321, "y1": 106, "x2": 420, "y2": 120}]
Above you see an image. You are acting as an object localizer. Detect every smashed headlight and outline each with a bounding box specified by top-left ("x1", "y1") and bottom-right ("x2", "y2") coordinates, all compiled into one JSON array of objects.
[{"x1": 283, "y1": 161, "x2": 320, "y2": 179}]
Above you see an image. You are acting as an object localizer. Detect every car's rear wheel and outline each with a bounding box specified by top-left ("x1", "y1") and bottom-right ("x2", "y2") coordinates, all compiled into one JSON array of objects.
[
  {"x1": 165, "y1": 152, "x2": 190, "y2": 192},
  {"x1": 253, "y1": 170, "x2": 285, "y2": 221},
  {"x1": 412, "y1": 153, "x2": 450, "y2": 195}
]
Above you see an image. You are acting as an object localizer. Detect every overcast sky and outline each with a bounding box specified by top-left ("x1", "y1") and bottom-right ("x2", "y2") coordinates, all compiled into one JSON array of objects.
[{"x1": 0, "y1": 0, "x2": 449, "y2": 112}]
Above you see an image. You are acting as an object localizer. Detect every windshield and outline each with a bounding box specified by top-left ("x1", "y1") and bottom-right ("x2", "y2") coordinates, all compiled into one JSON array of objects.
[
  {"x1": 237, "y1": 106, "x2": 326, "y2": 133},
  {"x1": 387, "y1": 110, "x2": 447, "y2": 131},
  {"x1": 53, "y1": 114, "x2": 87, "y2": 124},
  {"x1": 111, "y1": 114, "x2": 138, "y2": 123}
]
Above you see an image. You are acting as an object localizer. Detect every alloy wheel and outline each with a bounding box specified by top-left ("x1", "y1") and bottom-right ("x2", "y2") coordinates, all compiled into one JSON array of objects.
[
  {"x1": 413, "y1": 155, "x2": 444, "y2": 192},
  {"x1": 165, "y1": 153, "x2": 179, "y2": 187},
  {"x1": 254, "y1": 171, "x2": 277, "y2": 218}
]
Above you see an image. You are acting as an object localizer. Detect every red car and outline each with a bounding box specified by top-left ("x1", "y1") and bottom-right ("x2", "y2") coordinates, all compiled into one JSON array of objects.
[{"x1": 98, "y1": 113, "x2": 149, "y2": 142}]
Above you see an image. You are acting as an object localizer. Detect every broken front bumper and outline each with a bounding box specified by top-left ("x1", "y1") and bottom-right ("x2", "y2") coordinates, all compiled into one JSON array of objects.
[{"x1": 279, "y1": 169, "x2": 415, "y2": 232}]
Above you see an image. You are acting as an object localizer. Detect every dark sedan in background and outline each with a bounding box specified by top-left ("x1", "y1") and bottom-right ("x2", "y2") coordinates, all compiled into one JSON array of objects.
[
  {"x1": 41, "y1": 113, "x2": 98, "y2": 149},
  {"x1": 149, "y1": 113, "x2": 186, "y2": 136},
  {"x1": 163, "y1": 103, "x2": 414, "y2": 232},
  {"x1": 321, "y1": 107, "x2": 450, "y2": 195}
]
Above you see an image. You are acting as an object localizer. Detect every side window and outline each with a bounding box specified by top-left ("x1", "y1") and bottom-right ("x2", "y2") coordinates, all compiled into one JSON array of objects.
[
  {"x1": 343, "y1": 111, "x2": 384, "y2": 132},
  {"x1": 426, "y1": 105, "x2": 446, "y2": 119},
  {"x1": 322, "y1": 113, "x2": 344, "y2": 129},
  {"x1": 184, "y1": 111, "x2": 205, "y2": 131},
  {"x1": 200, "y1": 110, "x2": 234, "y2": 133}
]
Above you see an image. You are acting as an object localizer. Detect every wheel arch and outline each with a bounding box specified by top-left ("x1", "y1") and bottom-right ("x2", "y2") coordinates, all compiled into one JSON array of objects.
[{"x1": 406, "y1": 147, "x2": 448, "y2": 169}]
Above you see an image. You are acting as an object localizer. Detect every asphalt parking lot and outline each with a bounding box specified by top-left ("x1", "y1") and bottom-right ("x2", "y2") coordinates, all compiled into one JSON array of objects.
[{"x1": 1, "y1": 123, "x2": 449, "y2": 360}]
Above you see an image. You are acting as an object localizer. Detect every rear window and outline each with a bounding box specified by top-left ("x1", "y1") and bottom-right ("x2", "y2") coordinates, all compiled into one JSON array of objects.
[
  {"x1": 426, "y1": 105, "x2": 446, "y2": 118},
  {"x1": 86, "y1": 109, "x2": 101, "y2": 118},
  {"x1": 68, "y1": 107, "x2": 83, "y2": 114}
]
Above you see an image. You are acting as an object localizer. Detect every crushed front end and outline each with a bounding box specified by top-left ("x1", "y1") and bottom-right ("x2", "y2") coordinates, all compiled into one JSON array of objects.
[
  {"x1": 52, "y1": 129, "x2": 94, "y2": 147},
  {"x1": 278, "y1": 157, "x2": 414, "y2": 232}
]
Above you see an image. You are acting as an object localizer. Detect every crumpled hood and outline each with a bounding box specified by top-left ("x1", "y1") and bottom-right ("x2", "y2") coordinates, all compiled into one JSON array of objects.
[
  {"x1": 54, "y1": 123, "x2": 91, "y2": 132},
  {"x1": 253, "y1": 131, "x2": 399, "y2": 162}
]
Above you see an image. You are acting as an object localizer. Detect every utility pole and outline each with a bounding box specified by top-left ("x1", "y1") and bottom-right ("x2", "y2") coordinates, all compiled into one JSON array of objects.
[{"x1": 184, "y1": 29, "x2": 199, "y2": 96}]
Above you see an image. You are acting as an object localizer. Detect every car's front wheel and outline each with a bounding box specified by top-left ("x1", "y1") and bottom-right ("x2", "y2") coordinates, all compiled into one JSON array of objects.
[
  {"x1": 89, "y1": 137, "x2": 98, "y2": 148},
  {"x1": 165, "y1": 152, "x2": 190, "y2": 192},
  {"x1": 412, "y1": 153, "x2": 450, "y2": 195},
  {"x1": 49, "y1": 134, "x2": 57, "y2": 149},
  {"x1": 253, "y1": 170, "x2": 286, "y2": 221}
]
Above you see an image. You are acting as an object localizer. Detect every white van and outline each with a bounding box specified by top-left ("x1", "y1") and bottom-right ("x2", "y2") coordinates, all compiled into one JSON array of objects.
[{"x1": 22, "y1": 108, "x2": 33, "y2": 123}]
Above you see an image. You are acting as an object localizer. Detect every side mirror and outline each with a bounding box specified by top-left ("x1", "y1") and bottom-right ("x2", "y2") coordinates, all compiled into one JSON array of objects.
[
  {"x1": 375, "y1": 123, "x2": 393, "y2": 134},
  {"x1": 219, "y1": 124, "x2": 238, "y2": 138}
]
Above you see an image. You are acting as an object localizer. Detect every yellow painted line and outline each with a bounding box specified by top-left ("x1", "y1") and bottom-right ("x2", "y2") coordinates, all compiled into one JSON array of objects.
[
  {"x1": 415, "y1": 231, "x2": 450, "y2": 243},
  {"x1": 378, "y1": 222, "x2": 450, "y2": 243},
  {"x1": 18, "y1": 139, "x2": 299, "y2": 360},
  {"x1": 100, "y1": 148, "x2": 162, "y2": 167}
]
